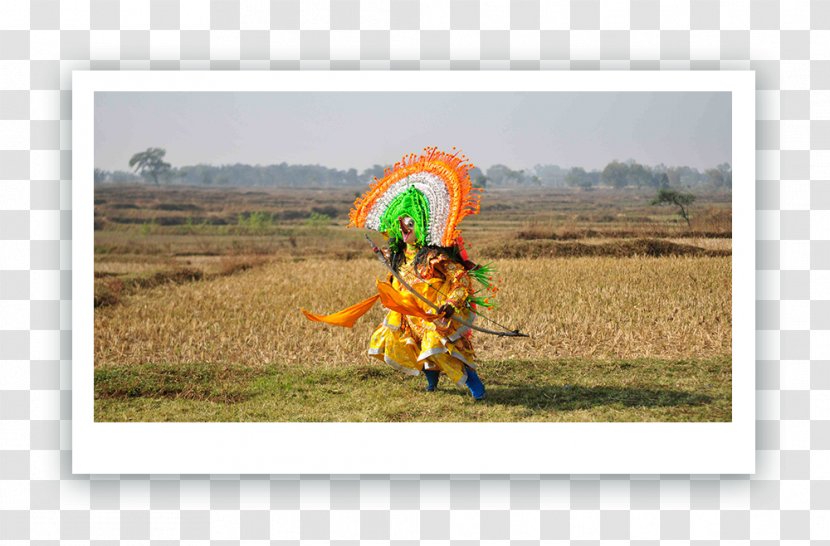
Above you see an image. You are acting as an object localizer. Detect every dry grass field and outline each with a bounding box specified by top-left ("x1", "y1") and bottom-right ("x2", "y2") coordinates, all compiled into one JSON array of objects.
[{"x1": 93, "y1": 184, "x2": 732, "y2": 422}]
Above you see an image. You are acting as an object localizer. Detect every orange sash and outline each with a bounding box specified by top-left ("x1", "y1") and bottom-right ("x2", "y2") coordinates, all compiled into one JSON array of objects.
[
  {"x1": 301, "y1": 293, "x2": 380, "y2": 328},
  {"x1": 301, "y1": 280, "x2": 436, "y2": 328},
  {"x1": 375, "y1": 280, "x2": 436, "y2": 320}
]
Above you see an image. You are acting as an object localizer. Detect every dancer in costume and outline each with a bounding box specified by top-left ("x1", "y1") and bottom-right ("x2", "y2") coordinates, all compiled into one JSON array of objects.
[{"x1": 303, "y1": 147, "x2": 519, "y2": 400}]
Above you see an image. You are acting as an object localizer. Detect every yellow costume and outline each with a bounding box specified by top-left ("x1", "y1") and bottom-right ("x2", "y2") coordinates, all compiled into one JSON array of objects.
[{"x1": 368, "y1": 245, "x2": 477, "y2": 386}]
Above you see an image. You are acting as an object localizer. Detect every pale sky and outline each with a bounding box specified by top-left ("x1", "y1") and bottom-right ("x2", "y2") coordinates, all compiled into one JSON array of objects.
[{"x1": 95, "y1": 91, "x2": 731, "y2": 172}]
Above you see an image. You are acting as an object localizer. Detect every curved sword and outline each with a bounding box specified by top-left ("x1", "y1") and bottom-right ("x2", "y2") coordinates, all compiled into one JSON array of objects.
[{"x1": 365, "y1": 235, "x2": 529, "y2": 338}]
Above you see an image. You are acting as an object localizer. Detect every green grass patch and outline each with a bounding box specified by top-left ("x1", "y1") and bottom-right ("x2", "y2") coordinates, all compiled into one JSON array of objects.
[{"x1": 95, "y1": 356, "x2": 731, "y2": 422}]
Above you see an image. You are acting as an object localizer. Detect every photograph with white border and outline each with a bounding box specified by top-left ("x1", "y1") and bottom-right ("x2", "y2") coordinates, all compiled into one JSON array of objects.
[{"x1": 73, "y1": 70, "x2": 754, "y2": 474}]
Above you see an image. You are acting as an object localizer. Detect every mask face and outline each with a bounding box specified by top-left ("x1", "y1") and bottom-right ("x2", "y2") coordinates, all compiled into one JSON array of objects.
[{"x1": 399, "y1": 216, "x2": 417, "y2": 244}]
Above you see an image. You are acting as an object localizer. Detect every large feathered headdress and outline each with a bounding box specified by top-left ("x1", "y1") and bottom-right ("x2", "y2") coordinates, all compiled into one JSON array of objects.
[{"x1": 348, "y1": 147, "x2": 481, "y2": 247}]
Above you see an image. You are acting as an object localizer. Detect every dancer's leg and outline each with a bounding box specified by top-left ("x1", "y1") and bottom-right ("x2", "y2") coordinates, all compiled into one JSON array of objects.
[
  {"x1": 464, "y1": 365, "x2": 486, "y2": 400},
  {"x1": 424, "y1": 369, "x2": 440, "y2": 391}
]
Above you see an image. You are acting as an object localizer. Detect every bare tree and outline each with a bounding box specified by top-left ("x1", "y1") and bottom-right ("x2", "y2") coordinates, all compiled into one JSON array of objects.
[
  {"x1": 651, "y1": 188, "x2": 696, "y2": 228},
  {"x1": 129, "y1": 148, "x2": 171, "y2": 185}
]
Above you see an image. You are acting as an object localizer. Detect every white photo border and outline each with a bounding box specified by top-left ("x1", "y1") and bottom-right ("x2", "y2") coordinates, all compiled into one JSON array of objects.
[{"x1": 73, "y1": 71, "x2": 755, "y2": 475}]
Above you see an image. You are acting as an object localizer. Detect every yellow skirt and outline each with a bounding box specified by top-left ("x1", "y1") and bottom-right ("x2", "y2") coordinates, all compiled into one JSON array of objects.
[{"x1": 368, "y1": 309, "x2": 476, "y2": 387}]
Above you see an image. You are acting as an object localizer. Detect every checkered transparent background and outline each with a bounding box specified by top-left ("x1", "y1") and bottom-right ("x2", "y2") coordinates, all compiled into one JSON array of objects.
[{"x1": 1, "y1": 0, "x2": 828, "y2": 542}]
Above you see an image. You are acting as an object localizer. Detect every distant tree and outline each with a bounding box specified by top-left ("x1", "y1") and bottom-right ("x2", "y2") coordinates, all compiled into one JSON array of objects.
[
  {"x1": 651, "y1": 188, "x2": 696, "y2": 228},
  {"x1": 565, "y1": 167, "x2": 593, "y2": 190},
  {"x1": 486, "y1": 164, "x2": 525, "y2": 186},
  {"x1": 109, "y1": 170, "x2": 142, "y2": 183},
  {"x1": 666, "y1": 167, "x2": 682, "y2": 187},
  {"x1": 93, "y1": 168, "x2": 107, "y2": 184},
  {"x1": 361, "y1": 164, "x2": 387, "y2": 181},
  {"x1": 717, "y1": 162, "x2": 732, "y2": 189},
  {"x1": 533, "y1": 164, "x2": 566, "y2": 186},
  {"x1": 602, "y1": 160, "x2": 630, "y2": 188},
  {"x1": 666, "y1": 165, "x2": 703, "y2": 188},
  {"x1": 345, "y1": 168, "x2": 359, "y2": 185},
  {"x1": 463, "y1": 166, "x2": 486, "y2": 188},
  {"x1": 704, "y1": 167, "x2": 724, "y2": 188},
  {"x1": 129, "y1": 148, "x2": 171, "y2": 185},
  {"x1": 628, "y1": 163, "x2": 653, "y2": 188}
]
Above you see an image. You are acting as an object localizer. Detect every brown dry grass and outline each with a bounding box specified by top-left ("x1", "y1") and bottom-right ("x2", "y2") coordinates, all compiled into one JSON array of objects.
[
  {"x1": 479, "y1": 238, "x2": 730, "y2": 259},
  {"x1": 93, "y1": 185, "x2": 733, "y2": 422},
  {"x1": 510, "y1": 237, "x2": 732, "y2": 252},
  {"x1": 94, "y1": 256, "x2": 730, "y2": 368},
  {"x1": 516, "y1": 227, "x2": 731, "y2": 240},
  {"x1": 94, "y1": 255, "x2": 268, "y2": 307},
  {"x1": 667, "y1": 238, "x2": 732, "y2": 252}
]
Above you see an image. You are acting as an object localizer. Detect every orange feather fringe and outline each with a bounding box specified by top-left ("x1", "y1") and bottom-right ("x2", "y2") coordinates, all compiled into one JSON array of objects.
[{"x1": 348, "y1": 146, "x2": 481, "y2": 247}]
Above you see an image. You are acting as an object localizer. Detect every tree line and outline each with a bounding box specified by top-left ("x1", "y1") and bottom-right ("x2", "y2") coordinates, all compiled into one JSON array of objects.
[
  {"x1": 94, "y1": 148, "x2": 731, "y2": 191},
  {"x1": 564, "y1": 160, "x2": 732, "y2": 191}
]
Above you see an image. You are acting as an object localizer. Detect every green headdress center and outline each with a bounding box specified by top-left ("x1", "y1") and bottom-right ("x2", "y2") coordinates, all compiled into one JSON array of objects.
[{"x1": 378, "y1": 186, "x2": 430, "y2": 245}]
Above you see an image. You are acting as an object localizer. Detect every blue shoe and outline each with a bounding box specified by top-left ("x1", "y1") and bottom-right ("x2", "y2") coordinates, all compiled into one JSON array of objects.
[
  {"x1": 464, "y1": 366, "x2": 486, "y2": 400},
  {"x1": 424, "y1": 369, "x2": 440, "y2": 392}
]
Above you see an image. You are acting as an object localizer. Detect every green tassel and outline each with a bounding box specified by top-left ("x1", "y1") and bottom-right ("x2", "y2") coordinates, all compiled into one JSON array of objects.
[
  {"x1": 469, "y1": 263, "x2": 495, "y2": 288},
  {"x1": 468, "y1": 295, "x2": 496, "y2": 309}
]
